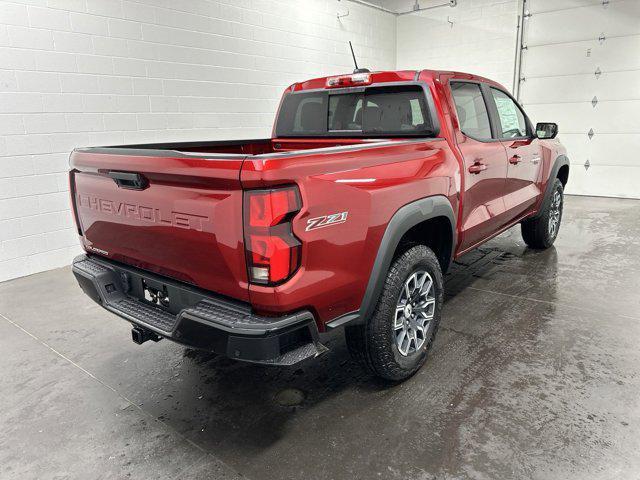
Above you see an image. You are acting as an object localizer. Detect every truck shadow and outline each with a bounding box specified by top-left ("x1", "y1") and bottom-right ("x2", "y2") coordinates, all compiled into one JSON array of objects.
[{"x1": 160, "y1": 232, "x2": 559, "y2": 462}]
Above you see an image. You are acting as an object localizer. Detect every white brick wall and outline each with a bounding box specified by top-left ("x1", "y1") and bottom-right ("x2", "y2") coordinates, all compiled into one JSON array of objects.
[
  {"x1": 1, "y1": 0, "x2": 527, "y2": 282},
  {"x1": 396, "y1": 0, "x2": 519, "y2": 92},
  {"x1": 0, "y1": 0, "x2": 396, "y2": 282}
]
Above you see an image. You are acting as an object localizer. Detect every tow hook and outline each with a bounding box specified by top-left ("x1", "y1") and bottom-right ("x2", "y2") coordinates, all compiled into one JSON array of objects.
[{"x1": 131, "y1": 326, "x2": 162, "y2": 345}]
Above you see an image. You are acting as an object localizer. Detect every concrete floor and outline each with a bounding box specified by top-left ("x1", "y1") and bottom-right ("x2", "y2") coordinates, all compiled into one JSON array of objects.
[{"x1": 1, "y1": 195, "x2": 640, "y2": 480}]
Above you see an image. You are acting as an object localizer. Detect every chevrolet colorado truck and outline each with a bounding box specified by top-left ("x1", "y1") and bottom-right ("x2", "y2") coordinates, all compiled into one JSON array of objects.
[{"x1": 70, "y1": 69, "x2": 568, "y2": 381}]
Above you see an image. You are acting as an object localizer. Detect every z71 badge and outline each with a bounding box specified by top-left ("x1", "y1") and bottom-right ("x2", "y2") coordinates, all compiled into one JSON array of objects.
[{"x1": 306, "y1": 211, "x2": 348, "y2": 231}]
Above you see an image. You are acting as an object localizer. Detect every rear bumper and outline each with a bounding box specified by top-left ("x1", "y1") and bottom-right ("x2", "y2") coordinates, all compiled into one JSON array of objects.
[{"x1": 72, "y1": 255, "x2": 327, "y2": 365}]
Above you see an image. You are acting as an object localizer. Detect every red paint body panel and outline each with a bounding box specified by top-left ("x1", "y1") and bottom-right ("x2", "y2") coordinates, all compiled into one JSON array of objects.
[
  {"x1": 70, "y1": 150, "x2": 251, "y2": 302},
  {"x1": 69, "y1": 69, "x2": 566, "y2": 331},
  {"x1": 241, "y1": 138, "x2": 458, "y2": 323}
]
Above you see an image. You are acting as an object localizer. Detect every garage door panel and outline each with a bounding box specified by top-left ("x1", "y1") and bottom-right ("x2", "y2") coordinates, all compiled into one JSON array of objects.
[
  {"x1": 557, "y1": 133, "x2": 640, "y2": 168},
  {"x1": 523, "y1": 35, "x2": 640, "y2": 77},
  {"x1": 520, "y1": 70, "x2": 640, "y2": 104},
  {"x1": 522, "y1": 0, "x2": 640, "y2": 198},
  {"x1": 524, "y1": 103, "x2": 584, "y2": 129},
  {"x1": 566, "y1": 165, "x2": 640, "y2": 199},
  {"x1": 522, "y1": 42, "x2": 596, "y2": 78},
  {"x1": 557, "y1": 134, "x2": 590, "y2": 165},
  {"x1": 525, "y1": 103, "x2": 588, "y2": 132},
  {"x1": 525, "y1": 101, "x2": 640, "y2": 133},
  {"x1": 526, "y1": 0, "x2": 640, "y2": 46}
]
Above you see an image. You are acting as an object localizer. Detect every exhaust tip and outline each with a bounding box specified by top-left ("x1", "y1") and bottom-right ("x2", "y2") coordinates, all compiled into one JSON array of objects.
[{"x1": 131, "y1": 326, "x2": 161, "y2": 345}]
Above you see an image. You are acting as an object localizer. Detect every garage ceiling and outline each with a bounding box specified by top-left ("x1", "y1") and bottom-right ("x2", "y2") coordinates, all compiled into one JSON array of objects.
[
  {"x1": 347, "y1": 0, "x2": 455, "y2": 15},
  {"x1": 519, "y1": 0, "x2": 640, "y2": 199},
  {"x1": 357, "y1": 0, "x2": 417, "y2": 11}
]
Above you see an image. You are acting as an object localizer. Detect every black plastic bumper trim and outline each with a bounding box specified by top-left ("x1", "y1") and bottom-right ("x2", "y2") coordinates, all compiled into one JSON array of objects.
[{"x1": 72, "y1": 254, "x2": 326, "y2": 365}]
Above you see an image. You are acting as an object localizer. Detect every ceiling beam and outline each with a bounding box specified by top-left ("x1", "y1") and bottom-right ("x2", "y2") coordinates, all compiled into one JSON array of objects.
[{"x1": 343, "y1": 0, "x2": 457, "y2": 16}]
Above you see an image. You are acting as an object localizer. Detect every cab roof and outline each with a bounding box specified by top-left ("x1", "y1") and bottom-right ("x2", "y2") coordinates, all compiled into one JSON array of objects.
[{"x1": 289, "y1": 69, "x2": 505, "y2": 92}]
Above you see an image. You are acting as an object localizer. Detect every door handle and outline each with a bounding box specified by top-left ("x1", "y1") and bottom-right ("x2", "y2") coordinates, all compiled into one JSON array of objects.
[
  {"x1": 108, "y1": 171, "x2": 148, "y2": 190},
  {"x1": 468, "y1": 162, "x2": 487, "y2": 174},
  {"x1": 509, "y1": 155, "x2": 521, "y2": 165}
]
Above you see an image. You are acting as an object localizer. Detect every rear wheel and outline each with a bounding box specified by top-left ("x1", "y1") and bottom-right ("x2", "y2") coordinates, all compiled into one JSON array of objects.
[
  {"x1": 345, "y1": 245, "x2": 444, "y2": 382},
  {"x1": 521, "y1": 178, "x2": 564, "y2": 249}
]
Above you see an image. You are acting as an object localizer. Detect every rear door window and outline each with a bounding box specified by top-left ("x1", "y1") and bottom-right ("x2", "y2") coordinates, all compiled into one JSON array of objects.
[{"x1": 450, "y1": 82, "x2": 492, "y2": 140}]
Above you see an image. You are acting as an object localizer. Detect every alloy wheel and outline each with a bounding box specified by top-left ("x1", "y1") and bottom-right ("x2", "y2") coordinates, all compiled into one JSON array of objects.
[
  {"x1": 548, "y1": 189, "x2": 562, "y2": 238},
  {"x1": 394, "y1": 270, "x2": 435, "y2": 356}
]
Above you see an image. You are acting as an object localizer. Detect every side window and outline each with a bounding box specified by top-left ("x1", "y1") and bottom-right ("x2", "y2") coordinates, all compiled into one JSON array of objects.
[
  {"x1": 490, "y1": 88, "x2": 528, "y2": 138},
  {"x1": 450, "y1": 82, "x2": 492, "y2": 140},
  {"x1": 409, "y1": 98, "x2": 424, "y2": 125}
]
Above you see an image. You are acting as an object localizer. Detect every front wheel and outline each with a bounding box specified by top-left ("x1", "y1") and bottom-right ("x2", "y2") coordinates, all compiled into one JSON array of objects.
[
  {"x1": 345, "y1": 245, "x2": 444, "y2": 382},
  {"x1": 521, "y1": 178, "x2": 564, "y2": 249}
]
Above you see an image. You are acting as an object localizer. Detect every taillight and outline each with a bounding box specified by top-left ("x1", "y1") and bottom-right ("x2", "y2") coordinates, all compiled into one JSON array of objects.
[
  {"x1": 243, "y1": 186, "x2": 302, "y2": 285},
  {"x1": 68, "y1": 171, "x2": 83, "y2": 235},
  {"x1": 325, "y1": 72, "x2": 371, "y2": 88}
]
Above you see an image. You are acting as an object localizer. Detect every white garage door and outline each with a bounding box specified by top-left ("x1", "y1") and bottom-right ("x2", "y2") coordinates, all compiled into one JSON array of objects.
[{"x1": 519, "y1": 0, "x2": 640, "y2": 198}]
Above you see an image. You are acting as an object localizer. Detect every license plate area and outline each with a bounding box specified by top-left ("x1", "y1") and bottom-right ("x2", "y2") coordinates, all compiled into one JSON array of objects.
[{"x1": 142, "y1": 278, "x2": 171, "y2": 310}]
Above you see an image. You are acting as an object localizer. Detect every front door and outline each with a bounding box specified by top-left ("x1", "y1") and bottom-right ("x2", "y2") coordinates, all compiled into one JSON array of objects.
[
  {"x1": 449, "y1": 81, "x2": 509, "y2": 252},
  {"x1": 488, "y1": 88, "x2": 542, "y2": 219}
]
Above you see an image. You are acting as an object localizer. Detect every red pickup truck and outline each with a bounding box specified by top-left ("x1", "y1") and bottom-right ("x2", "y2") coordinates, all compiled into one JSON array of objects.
[{"x1": 70, "y1": 69, "x2": 568, "y2": 381}]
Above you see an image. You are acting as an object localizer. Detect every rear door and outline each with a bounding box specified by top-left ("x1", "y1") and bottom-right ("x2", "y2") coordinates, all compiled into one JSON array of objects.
[
  {"x1": 487, "y1": 87, "x2": 542, "y2": 218},
  {"x1": 449, "y1": 80, "x2": 509, "y2": 252},
  {"x1": 70, "y1": 148, "x2": 250, "y2": 302}
]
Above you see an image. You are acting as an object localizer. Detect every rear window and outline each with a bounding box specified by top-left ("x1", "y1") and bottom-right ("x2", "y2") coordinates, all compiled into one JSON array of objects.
[{"x1": 275, "y1": 85, "x2": 435, "y2": 137}]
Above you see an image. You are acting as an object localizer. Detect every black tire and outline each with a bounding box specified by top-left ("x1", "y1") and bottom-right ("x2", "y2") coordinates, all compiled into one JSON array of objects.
[
  {"x1": 345, "y1": 245, "x2": 444, "y2": 382},
  {"x1": 521, "y1": 178, "x2": 564, "y2": 249}
]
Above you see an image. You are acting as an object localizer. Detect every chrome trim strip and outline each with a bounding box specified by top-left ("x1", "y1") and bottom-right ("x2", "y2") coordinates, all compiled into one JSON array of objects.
[{"x1": 75, "y1": 137, "x2": 443, "y2": 161}]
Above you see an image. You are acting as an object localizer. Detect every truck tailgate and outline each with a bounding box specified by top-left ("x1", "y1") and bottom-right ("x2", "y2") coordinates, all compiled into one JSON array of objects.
[{"x1": 69, "y1": 149, "x2": 249, "y2": 302}]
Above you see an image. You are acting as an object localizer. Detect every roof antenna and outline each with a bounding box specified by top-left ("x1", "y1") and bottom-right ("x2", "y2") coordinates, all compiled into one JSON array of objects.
[{"x1": 349, "y1": 41, "x2": 370, "y2": 74}]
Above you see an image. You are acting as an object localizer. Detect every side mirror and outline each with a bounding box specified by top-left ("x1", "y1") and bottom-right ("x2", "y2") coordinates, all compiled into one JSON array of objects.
[{"x1": 536, "y1": 122, "x2": 558, "y2": 139}]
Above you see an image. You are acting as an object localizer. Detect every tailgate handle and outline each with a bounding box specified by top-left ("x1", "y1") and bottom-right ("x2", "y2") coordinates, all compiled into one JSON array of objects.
[{"x1": 108, "y1": 171, "x2": 148, "y2": 190}]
